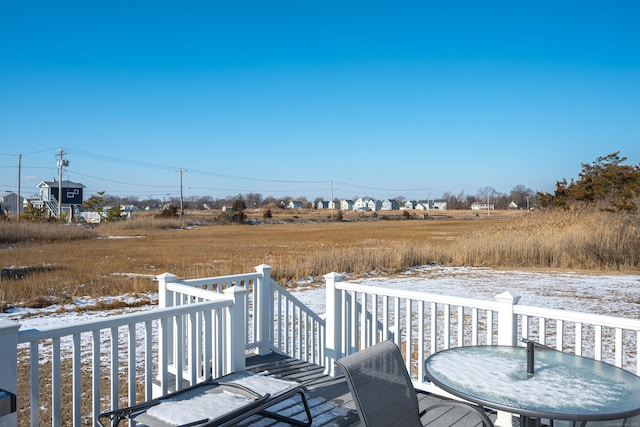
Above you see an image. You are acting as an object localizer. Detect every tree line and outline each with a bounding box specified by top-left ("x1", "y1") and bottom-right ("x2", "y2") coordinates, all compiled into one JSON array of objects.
[
  {"x1": 95, "y1": 152, "x2": 639, "y2": 214},
  {"x1": 537, "y1": 152, "x2": 640, "y2": 212}
]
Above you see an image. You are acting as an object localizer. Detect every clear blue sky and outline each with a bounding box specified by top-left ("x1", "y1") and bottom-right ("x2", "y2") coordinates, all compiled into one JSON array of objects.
[{"x1": 1, "y1": 1, "x2": 639, "y2": 202}]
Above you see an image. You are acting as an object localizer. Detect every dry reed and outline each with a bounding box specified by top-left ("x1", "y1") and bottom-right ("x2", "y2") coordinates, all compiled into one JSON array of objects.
[{"x1": 1, "y1": 209, "x2": 638, "y2": 310}]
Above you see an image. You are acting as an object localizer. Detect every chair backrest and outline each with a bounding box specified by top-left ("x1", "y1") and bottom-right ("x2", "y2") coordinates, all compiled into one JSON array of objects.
[{"x1": 335, "y1": 340, "x2": 423, "y2": 427}]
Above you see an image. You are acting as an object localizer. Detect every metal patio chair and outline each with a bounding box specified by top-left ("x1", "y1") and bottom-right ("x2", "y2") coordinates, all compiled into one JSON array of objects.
[{"x1": 335, "y1": 340, "x2": 494, "y2": 427}]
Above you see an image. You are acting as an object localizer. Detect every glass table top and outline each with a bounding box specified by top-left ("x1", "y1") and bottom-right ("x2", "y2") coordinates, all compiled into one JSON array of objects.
[{"x1": 424, "y1": 345, "x2": 640, "y2": 421}]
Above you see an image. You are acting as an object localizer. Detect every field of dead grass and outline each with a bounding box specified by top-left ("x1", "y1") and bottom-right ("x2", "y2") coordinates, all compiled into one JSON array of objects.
[{"x1": 1, "y1": 208, "x2": 639, "y2": 310}]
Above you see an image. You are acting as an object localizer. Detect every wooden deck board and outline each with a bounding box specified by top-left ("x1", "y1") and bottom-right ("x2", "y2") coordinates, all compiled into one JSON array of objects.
[{"x1": 244, "y1": 352, "x2": 496, "y2": 426}]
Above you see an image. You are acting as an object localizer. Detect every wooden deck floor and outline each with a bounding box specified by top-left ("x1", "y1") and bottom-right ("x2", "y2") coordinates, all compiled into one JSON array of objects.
[{"x1": 240, "y1": 352, "x2": 497, "y2": 426}]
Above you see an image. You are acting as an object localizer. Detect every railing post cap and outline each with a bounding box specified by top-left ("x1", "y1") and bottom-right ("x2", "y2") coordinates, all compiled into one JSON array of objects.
[
  {"x1": 255, "y1": 264, "x2": 272, "y2": 272},
  {"x1": 223, "y1": 285, "x2": 249, "y2": 296},
  {"x1": 0, "y1": 318, "x2": 21, "y2": 334},
  {"x1": 156, "y1": 272, "x2": 178, "y2": 281},
  {"x1": 495, "y1": 291, "x2": 521, "y2": 304},
  {"x1": 323, "y1": 272, "x2": 344, "y2": 281}
]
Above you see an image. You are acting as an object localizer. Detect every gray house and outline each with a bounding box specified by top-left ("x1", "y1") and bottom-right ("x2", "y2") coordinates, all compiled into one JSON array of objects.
[
  {"x1": 381, "y1": 199, "x2": 399, "y2": 210},
  {"x1": 0, "y1": 192, "x2": 24, "y2": 216}
]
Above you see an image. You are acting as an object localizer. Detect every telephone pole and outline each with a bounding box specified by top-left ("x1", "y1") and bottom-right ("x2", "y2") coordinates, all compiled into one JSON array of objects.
[
  {"x1": 17, "y1": 154, "x2": 22, "y2": 221},
  {"x1": 330, "y1": 180, "x2": 334, "y2": 220},
  {"x1": 56, "y1": 149, "x2": 68, "y2": 219},
  {"x1": 177, "y1": 169, "x2": 187, "y2": 216}
]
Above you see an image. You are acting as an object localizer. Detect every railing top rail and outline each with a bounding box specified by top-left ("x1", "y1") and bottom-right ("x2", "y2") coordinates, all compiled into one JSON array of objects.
[
  {"x1": 272, "y1": 281, "x2": 325, "y2": 324},
  {"x1": 178, "y1": 272, "x2": 261, "y2": 287},
  {"x1": 167, "y1": 282, "x2": 238, "y2": 301},
  {"x1": 515, "y1": 304, "x2": 640, "y2": 330},
  {"x1": 17, "y1": 300, "x2": 230, "y2": 343},
  {"x1": 336, "y1": 281, "x2": 500, "y2": 311}
]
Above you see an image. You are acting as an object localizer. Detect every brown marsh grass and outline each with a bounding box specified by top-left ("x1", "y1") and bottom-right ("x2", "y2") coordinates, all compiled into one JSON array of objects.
[{"x1": 1, "y1": 209, "x2": 639, "y2": 310}]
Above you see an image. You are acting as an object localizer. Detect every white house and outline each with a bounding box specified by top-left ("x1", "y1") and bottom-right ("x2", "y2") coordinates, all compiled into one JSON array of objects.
[
  {"x1": 415, "y1": 200, "x2": 448, "y2": 211},
  {"x1": 403, "y1": 200, "x2": 417, "y2": 210},
  {"x1": 366, "y1": 199, "x2": 382, "y2": 211},
  {"x1": 340, "y1": 200, "x2": 354, "y2": 211},
  {"x1": 353, "y1": 198, "x2": 370, "y2": 211},
  {"x1": 287, "y1": 200, "x2": 304, "y2": 209},
  {"x1": 432, "y1": 200, "x2": 448, "y2": 210},
  {"x1": 471, "y1": 201, "x2": 495, "y2": 210},
  {"x1": 0, "y1": 192, "x2": 24, "y2": 216}
]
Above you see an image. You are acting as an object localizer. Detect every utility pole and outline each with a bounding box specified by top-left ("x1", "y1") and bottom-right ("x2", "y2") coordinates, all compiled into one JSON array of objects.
[
  {"x1": 330, "y1": 180, "x2": 334, "y2": 220},
  {"x1": 177, "y1": 169, "x2": 187, "y2": 216},
  {"x1": 56, "y1": 149, "x2": 68, "y2": 219},
  {"x1": 17, "y1": 154, "x2": 21, "y2": 222},
  {"x1": 487, "y1": 194, "x2": 490, "y2": 217}
]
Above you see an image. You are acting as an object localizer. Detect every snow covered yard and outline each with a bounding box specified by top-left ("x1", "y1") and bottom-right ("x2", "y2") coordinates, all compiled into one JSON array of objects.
[{"x1": 4, "y1": 266, "x2": 639, "y2": 366}]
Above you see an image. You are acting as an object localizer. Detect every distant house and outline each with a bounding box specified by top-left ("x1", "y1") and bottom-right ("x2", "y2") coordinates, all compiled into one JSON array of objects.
[
  {"x1": 317, "y1": 201, "x2": 330, "y2": 209},
  {"x1": 366, "y1": 199, "x2": 382, "y2": 211},
  {"x1": 415, "y1": 200, "x2": 448, "y2": 211},
  {"x1": 432, "y1": 200, "x2": 448, "y2": 210},
  {"x1": 36, "y1": 180, "x2": 85, "y2": 218},
  {"x1": 403, "y1": 200, "x2": 417, "y2": 210},
  {"x1": 353, "y1": 198, "x2": 369, "y2": 211},
  {"x1": 508, "y1": 201, "x2": 519, "y2": 210},
  {"x1": 0, "y1": 192, "x2": 24, "y2": 216},
  {"x1": 471, "y1": 201, "x2": 494, "y2": 210},
  {"x1": 287, "y1": 200, "x2": 304, "y2": 209},
  {"x1": 381, "y1": 199, "x2": 399, "y2": 210},
  {"x1": 340, "y1": 200, "x2": 354, "y2": 211}
]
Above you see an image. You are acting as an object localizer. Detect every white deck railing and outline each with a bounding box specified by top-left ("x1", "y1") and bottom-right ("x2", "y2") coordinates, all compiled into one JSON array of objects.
[
  {"x1": 0, "y1": 284, "x2": 247, "y2": 427},
  {"x1": 323, "y1": 272, "x2": 640, "y2": 392},
  {"x1": 1, "y1": 265, "x2": 639, "y2": 426}
]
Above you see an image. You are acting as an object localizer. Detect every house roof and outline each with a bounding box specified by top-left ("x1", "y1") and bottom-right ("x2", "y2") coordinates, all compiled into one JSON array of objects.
[{"x1": 37, "y1": 180, "x2": 86, "y2": 189}]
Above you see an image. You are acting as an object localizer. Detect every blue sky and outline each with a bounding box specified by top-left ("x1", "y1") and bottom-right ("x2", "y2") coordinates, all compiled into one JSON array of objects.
[{"x1": 1, "y1": 1, "x2": 639, "y2": 202}]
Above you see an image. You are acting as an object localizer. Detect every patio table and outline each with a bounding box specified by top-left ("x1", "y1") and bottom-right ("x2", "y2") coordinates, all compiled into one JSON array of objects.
[{"x1": 424, "y1": 345, "x2": 640, "y2": 427}]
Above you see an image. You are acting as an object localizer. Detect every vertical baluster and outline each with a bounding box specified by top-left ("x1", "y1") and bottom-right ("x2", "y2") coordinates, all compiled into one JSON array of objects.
[
  {"x1": 443, "y1": 304, "x2": 450, "y2": 350},
  {"x1": 556, "y1": 319, "x2": 564, "y2": 350},
  {"x1": 110, "y1": 327, "x2": 119, "y2": 413},
  {"x1": 486, "y1": 310, "x2": 494, "y2": 345},
  {"x1": 393, "y1": 297, "x2": 400, "y2": 348},
  {"x1": 128, "y1": 324, "x2": 136, "y2": 407},
  {"x1": 472, "y1": 308, "x2": 478, "y2": 346},
  {"x1": 52, "y1": 337, "x2": 61, "y2": 427},
  {"x1": 71, "y1": 333, "x2": 81, "y2": 427},
  {"x1": 575, "y1": 322, "x2": 583, "y2": 356},
  {"x1": 418, "y1": 301, "x2": 425, "y2": 382},
  {"x1": 360, "y1": 293, "x2": 367, "y2": 350},
  {"x1": 430, "y1": 302, "x2": 437, "y2": 354},
  {"x1": 145, "y1": 320, "x2": 153, "y2": 400},
  {"x1": 595, "y1": 325, "x2": 603, "y2": 361},
  {"x1": 615, "y1": 328, "x2": 623, "y2": 367},
  {"x1": 372, "y1": 294, "x2": 379, "y2": 344},
  {"x1": 405, "y1": 299, "x2": 412, "y2": 375},
  {"x1": 92, "y1": 330, "x2": 101, "y2": 424},
  {"x1": 30, "y1": 341, "x2": 40, "y2": 426},
  {"x1": 382, "y1": 295, "x2": 389, "y2": 341},
  {"x1": 521, "y1": 315, "x2": 529, "y2": 341},
  {"x1": 457, "y1": 306, "x2": 464, "y2": 347},
  {"x1": 188, "y1": 311, "x2": 197, "y2": 385},
  {"x1": 539, "y1": 318, "x2": 546, "y2": 346}
]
